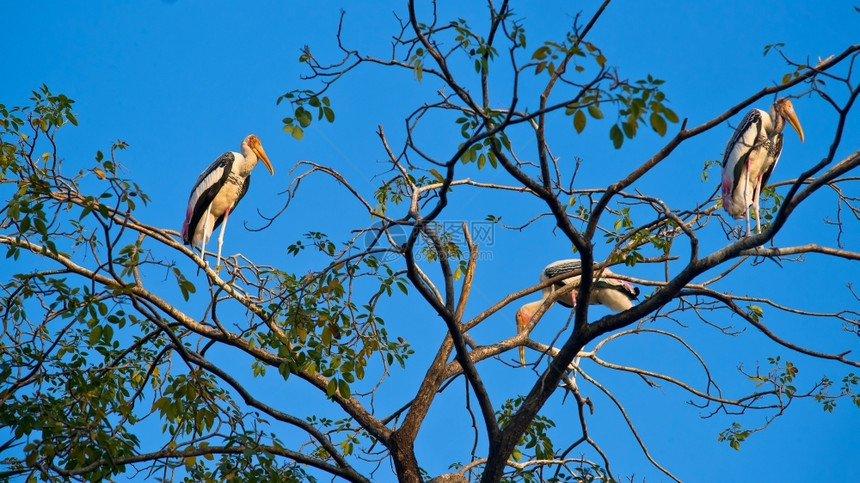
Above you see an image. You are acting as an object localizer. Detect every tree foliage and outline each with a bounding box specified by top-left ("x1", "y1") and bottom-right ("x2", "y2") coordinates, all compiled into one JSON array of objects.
[{"x1": 2, "y1": 2, "x2": 860, "y2": 482}]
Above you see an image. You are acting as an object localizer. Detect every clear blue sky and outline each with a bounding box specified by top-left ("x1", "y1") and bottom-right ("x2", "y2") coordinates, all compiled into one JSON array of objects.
[{"x1": 3, "y1": 1, "x2": 859, "y2": 481}]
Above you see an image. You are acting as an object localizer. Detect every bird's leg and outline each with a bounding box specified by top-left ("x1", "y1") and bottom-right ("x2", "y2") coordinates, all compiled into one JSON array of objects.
[
  {"x1": 753, "y1": 181, "x2": 763, "y2": 234},
  {"x1": 744, "y1": 159, "x2": 752, "y2": 236},
  {"x1": 200, "y1": 206, "x2": 212, "y2": 262},
  {"x1": 216, "y1": 207, "x2": 230, "y2": 268}
]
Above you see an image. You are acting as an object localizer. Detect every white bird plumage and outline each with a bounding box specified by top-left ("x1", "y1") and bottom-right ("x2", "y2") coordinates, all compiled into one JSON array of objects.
[
  {"x1": 515, "y1": 259, "x2": 639, "y2": 365},
  {"x1": 720, "y1": 98, "x2": 804, "y2": 236},
  {"x1": 182, "y1": 134, "x2": 273, "y2": 267}
]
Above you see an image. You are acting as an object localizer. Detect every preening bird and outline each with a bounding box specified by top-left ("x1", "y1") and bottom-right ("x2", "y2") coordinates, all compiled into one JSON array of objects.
[
  {"x1": 515, "y1": 259, "x2": 639, "y2": 365},
  {"x1": 721, "y1": 98, "x2": 804, "y2": 235},
  {"x1": 182, "y1": 134, "x2": 273, "y2": 267}
]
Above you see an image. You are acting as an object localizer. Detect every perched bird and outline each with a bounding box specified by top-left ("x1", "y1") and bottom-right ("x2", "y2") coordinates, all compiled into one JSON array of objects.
[
  {"x1": 515, "y1": 259, "x2": 639, "y2": 365},
  {"x1": 182, "y1": 134, "x2": 274, "y2": 266},
  {"x1": 721, "y1": 98, "x2": 804, "y2": 235}
]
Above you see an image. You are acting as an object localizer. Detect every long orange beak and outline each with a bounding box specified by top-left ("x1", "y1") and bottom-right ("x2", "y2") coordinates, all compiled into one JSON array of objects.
[
  {"x1": 781, "y1": 100, "x2": 805, "y2": 143},
  {"x1": 254, "y1": 144, "x2": 274, "y2": 175},
  {"x1": 516, "y1": 310, "x2": 527, "y2": 366},
  {"x1": 247, "y1": 135, "x2": 274, "y2": 175}
]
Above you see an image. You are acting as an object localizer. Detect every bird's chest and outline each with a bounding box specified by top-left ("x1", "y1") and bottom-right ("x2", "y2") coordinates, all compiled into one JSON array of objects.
[
  {"x1": 766, "y1": 133, "x2": 783, "y2": 158},
  {"x1": 745, "y1": 128, "x2": 771, "y2": 155},
  {"x1": 741, "y1": 130, "x2": 774, "y2": 173},
  {"x1": 211, "y1": 174, "x2": 247, "y2": 211}
]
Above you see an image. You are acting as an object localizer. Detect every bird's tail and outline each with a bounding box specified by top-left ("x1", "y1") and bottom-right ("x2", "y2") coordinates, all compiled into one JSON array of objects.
[{"x1": 721, "y1": 175, "x2": 747, "y2": 219}]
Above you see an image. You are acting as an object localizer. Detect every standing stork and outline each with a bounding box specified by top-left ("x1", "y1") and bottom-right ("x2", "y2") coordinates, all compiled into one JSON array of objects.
[
  {"x1": 515, "y1": 259, "x2": 639, "y2": 365},
  {"x1": 181, "y1": 134, "x2": 274, "y2": 267},
  {"x1": 721, "y1": 98, "x2": 804, "y2": 236}
]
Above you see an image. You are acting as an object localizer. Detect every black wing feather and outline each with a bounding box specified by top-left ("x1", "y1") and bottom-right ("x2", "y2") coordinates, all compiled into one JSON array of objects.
[
  {"x1": 543, "y1": 259, "x2": 582, "y2": 279},
  {"x1": 543, "y1": 260, "x2": 583, "y2": 308},
  {"x1": 184, "y1": 152, "x2": 235, "y2": 244},
  {"x1": 759, "y1": 132, "x2": 784, "y2": 189}
]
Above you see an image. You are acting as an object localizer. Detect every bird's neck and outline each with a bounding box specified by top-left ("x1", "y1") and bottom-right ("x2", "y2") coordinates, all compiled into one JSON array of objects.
[
  {"x1": 236, "y1": 147, "x2": 258, "y2": 176},
  {"x1": 521, "y1": 299, "x2": 544, "y2": 321},
  {"x1": 768, "y1": 107, "x2": 785, "y2": 134}
]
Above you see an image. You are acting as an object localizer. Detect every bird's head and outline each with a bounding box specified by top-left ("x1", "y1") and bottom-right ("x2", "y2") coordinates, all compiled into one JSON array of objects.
[
  {"x1": 245, "y1": 134, "x2": 274, "y2": 175},
  {"x1": 774, "y1": 98, "x2": 805, "y2": 143}
]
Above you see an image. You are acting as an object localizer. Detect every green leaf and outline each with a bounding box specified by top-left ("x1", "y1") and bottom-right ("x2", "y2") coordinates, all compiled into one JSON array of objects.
[
  {"x1": 587, "y1": 104, "x2": 604, "y2": 119},
  {"x1": 295, "y1": 107, "x2": 312, "y2": 127},
  {"x1": 338, "y1": 379, "x2": 351, "y2": 399},
  {"x1": 749, "y1": 305, "x2": 764, "y2": 317},
  {"x1": 663, "y1": 107, "x2": 679, "y2": 123},
  {"x1": 290, "y1": 126, "x2": 304, "y2": 140},
  {"x1": 609, "y1": 124, "x2": 623, "y2": 149},
  {"x1": 278, "y1": 363, "x2": 290, "y2": 380},
  {"x1": 573, "y1": 109, "x2": 586, "y2": 134},
  {"x1": 89, "y1": 325, "x2": 102, "y2": 346},
  {"x1": 650, "y1": 112, "x2": 667, "y2": 136},
  {"x1": 531, "y1": 46, "x2": 550, "y2": 60},
  {"x1": 622, "y1": 121, "x2": 635, "y2": 139},
  {"x1": 512, "y1": 447, "x2": 522, "y2": 461},
  {"x1": 180, "y1": 281, "x2": 195, "y2": 301},
  {"x1": 428, "y1": 169, "x2": 444, "y2": 182},
  {"x1": 763, "y1": 42, "x2": 785, "y2": 56}
]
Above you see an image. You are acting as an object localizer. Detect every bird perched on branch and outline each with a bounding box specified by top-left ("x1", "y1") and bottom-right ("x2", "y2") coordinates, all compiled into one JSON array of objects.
[
  {"x1": 515, "y1": 259, "x2": 639, "y2": 365},
  {"x1": 182, "y1": 134, "x2": 273, "y2": 267},
  {"x1": 721, "y1": 98, "x2": 804, "y2": 235}
]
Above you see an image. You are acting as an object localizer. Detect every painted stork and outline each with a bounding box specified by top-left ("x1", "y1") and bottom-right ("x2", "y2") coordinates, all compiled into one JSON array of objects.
[
  {"x1": 181, "y1": 134, "x2": 273, "y2": 267},
  {"x1": 721, "y1": 98, "x2": 804, "y2": 235},
  {"x1": 515, "y1": 259, "x2": 639, "y2": 365}
]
